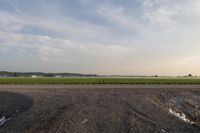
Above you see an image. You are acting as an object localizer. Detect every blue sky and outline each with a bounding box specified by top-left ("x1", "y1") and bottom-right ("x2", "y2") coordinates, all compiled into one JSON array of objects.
[{"x1": 0, "y1": 0, "x2": 200, "y2": 75}]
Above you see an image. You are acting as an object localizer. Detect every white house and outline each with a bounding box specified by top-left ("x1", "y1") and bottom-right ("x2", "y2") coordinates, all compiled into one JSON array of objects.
[{"x1": 31, "y1": 75, "x2": 38, "y2": 78}]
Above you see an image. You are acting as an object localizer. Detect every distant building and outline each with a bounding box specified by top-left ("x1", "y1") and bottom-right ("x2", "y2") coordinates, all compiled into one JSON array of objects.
[
  {"x1": 0, "y1": 75, "x2": 8, "y2": 78},
  {"x1": 55, "y1": 75, "x2": 62, "y2": 78},
  {"x1": 31, "y1": 75, "x2": 38, "y2": 78}
]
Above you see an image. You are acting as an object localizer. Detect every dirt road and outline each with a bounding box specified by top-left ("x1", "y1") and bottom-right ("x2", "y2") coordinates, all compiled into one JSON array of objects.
[{"x1": 0, "y1": 85, "x2": 200, "y2": 133}]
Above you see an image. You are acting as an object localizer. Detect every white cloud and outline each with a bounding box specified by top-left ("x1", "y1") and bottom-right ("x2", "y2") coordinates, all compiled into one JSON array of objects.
[
  {"x1": 140, "y1": 0, "x2": 200, "y2": 31},
  {"x1": 1, "y1": 0, "x2": 200, "y2": 74},
  {"x1": 141, "y1": 0, "x2": 184, "y2": 31},
  {"x1": 0, "y1": 2, "x2": 138, "y2": 74},
  {"x1": 0, "y1": 11, "x2": 26, "y2": 32},
  {"x1": 0, "y1": 30, "x2": 136, "y2": 64},
  {"x1": 177, "y1": 55, "x2": 200, "y2": 65},
  {"x1": 0, "y1": 7, "x2": 112, "y2": 43},
  {"x1": 81, "y1": 0, "x2": 147, "y2": 32}
]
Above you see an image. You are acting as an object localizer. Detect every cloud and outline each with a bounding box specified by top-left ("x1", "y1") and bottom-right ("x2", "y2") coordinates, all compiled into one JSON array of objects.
[
  {"x1": 140, "y1": 0, "x2": 200, "y2": 31},
  {"x1": 0, "y1": 11, "x2": 26, "y2": 32},
  {"x1": 81, "y1": 0, "x2": 147, "y2": 33},
  {"x1": 1, "y1": 0, "x2": 200, "y2": 74},
  {"x1": 81, "y1": 0, "x2": 200, "y2": 34},
  {"x1": 0, "y1": 30, "x2": 136, "y2": 64},
  {"x1": 0, "y1": 1, "x2": 138, "y2": 74},
  {"x1": 0, "y1": 4, "x2": 111, "y2": 43},
  {"x1": 177, "y1": 55, "x2": 200, "y2": 65},
  {"x1": 140, "y1": 0, "x2": 183, "y2": 31}
]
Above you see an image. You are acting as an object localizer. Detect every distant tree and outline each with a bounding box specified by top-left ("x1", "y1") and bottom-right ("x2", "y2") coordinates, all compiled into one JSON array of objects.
[
  {"x1": 44, "y1": 73, "x2": 54, "y2": 77},
  {"x1": 188, "y1": 74, "x2": 192, "y2": 77},
  {"x1": 13, "y1": 72, "x2": 18, "y2": 77}
]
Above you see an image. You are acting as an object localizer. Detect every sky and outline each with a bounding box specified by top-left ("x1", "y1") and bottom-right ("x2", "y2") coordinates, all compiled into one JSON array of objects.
[{"x1": 0, "y1": 0, "x2": 200, "y2": 76}]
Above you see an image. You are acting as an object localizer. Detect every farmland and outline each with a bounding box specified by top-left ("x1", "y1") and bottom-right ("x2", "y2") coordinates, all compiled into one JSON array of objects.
[{"x1": 1, "y1": 77, "x2": 200, "y2": 84}]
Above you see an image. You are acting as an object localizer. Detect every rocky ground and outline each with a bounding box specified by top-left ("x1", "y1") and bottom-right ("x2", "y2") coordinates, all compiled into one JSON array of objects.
[{"x1": 0, "y1": 85, "x2": 200, "y2": 133}]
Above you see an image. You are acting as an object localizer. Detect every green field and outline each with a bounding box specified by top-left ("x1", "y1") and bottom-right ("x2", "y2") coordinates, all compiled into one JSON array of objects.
[{"x1": 1, "y1": 77, "x2": 200, "y2": 84}]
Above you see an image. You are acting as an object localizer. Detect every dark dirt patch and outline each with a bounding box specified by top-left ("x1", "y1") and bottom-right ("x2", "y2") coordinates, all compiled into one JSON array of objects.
[{"x1": 0, "y1": 91, "x2": 33, "y2": 119}]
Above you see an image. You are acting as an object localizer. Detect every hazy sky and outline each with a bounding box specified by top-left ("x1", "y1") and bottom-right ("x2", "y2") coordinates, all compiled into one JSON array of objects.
[{"x1": 0, "y1": 0, "x2": 200, "y2": 75}]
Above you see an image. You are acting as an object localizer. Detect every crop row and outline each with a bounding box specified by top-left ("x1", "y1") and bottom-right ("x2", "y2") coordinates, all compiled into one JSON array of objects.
[{"x1": 1, "y1": 78, "x2": 200, "y2": 84}]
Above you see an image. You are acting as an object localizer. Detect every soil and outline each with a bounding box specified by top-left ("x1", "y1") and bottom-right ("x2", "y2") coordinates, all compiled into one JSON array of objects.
[{"x1": 0, "y1": 85, "x2": 200, "y2": 133}]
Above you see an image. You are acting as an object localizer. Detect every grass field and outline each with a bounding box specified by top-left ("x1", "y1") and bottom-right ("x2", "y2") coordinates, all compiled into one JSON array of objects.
[{"x1": 1, "y1": 77, "x2": 200, "y2": 84}]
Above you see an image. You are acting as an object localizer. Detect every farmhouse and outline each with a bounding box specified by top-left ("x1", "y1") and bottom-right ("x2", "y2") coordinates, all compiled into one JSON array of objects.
[{"x1": 31, "y1": 75, "x2": 38, "y2": 78}]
